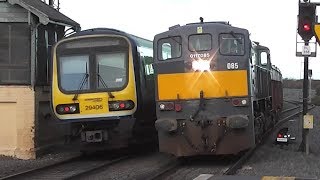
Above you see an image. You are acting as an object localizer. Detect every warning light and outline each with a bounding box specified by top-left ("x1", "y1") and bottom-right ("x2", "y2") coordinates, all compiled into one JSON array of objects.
[
  {"x1": 298, "y1": 3, "x2": 316, "y2": 41},
  {"x1": 277, "y1": 133, "x2": 283, "y2": 138},
  {"x1": 303, "y1": 24, "x2": 311, "y2": 31}
]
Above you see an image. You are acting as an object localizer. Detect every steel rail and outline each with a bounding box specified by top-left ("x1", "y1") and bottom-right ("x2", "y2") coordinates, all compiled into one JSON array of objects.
[
  {"x1": 223, "y1": 104, "x2": 315, "y2": 175},
  {"x1": 0, "y1": 155, "x2": 82, "y2": 180},
  {"x1": 65, "y1": 156, "x2": 130, "y2": 180}
]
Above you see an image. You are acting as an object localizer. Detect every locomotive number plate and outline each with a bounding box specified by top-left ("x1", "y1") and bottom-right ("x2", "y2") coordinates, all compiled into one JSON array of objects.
[
  {"x1": 81, "y1": 97, "x2": 107, "y2": 114},
  {"x1": 81, "y1": 103, "x2": 107, "y2": 114},
  {"x1": 85, "y1": 104, "x2": 104, "y2": 111}
]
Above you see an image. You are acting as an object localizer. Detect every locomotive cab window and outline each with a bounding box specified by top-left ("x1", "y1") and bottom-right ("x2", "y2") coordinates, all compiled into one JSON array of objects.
[
  {"x1": 97, "y1": 52, "x2": 127, "y2": 89},
  {"x1": 189, "y1": 34, "x2": 212, "y2": 51},
  {"x1": 59, "y1": 55, "x2": 90, "y2": 91},
  {"x1": 219, "y1": 33, "x2": 245, "y2": 56},
  {"x1": 158, "y1": 36, "x2": 182, "y2": 60}
]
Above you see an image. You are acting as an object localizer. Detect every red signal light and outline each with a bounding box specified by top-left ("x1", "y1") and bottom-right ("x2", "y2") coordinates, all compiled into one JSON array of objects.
[
  {"x1": 232, "y1": 99, "x2": 240, "y2": 106},
  {"x1": 119, "y1": 102, "x2": 126, "y2": 109},
  {"x1": 303, "y1": 24, "x2": 311, "y2": 31},
  {"x1": 64, "y1": 106, "x2": 70, "y2": 112},
  {"x1": 174, "y1": 104, "x2": 182, "y2": 112},
  {"x1": 277, "y1": 133, "x2": 283, "y2": 138}
]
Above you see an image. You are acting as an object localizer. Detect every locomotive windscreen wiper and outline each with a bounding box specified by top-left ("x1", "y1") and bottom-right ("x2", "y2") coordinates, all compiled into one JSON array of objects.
[
  {"x1": 97, "y1": 63, "x2": 115, "y2": 99},
  {"x1": 73, "y1": 62, "x2": 89, "y2": 101},
  {"x1": 228, "y1": 31, "x2": 243, "y2": 44},
  {"x1": 168, "y1": 35, "x2": 182, "y2": 45}
]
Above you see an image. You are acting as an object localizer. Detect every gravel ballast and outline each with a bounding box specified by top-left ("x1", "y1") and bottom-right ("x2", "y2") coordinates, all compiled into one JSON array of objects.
[{"x1": 236, "y1": 88, "x2": 320, "y2": 179}]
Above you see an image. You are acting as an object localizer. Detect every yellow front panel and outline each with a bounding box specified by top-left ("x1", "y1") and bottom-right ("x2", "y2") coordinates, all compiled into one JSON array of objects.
[
  {"x1": 157, "y1": 70, "x2": 248, "y2": 100},
  {"x1": 51, "y1": 35, "x2": 137, "y2": 120}
]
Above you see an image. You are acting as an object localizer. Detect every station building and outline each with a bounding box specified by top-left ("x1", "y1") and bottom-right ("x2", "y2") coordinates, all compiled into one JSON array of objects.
[{"x1": 0, "y1": 0, "x2": 80, "y2": 159}]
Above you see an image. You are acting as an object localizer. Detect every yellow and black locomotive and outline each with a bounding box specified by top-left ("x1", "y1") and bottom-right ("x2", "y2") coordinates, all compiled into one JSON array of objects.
[
  {"x1": 154, "y1": 19, "x2": 283, "y2": 157},
  {"x1": 51, "y1": 28, "x2": 156, "y2": 151}
]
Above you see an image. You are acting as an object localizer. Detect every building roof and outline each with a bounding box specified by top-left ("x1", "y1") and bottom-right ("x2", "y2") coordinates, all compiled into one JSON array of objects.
[{"x1": 8, "y1": 0, "x2": 80, "y2": 31}]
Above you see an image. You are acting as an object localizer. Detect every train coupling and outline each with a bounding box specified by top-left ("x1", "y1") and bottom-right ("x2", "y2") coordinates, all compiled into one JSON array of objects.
[
  {"x1": 155, "y1": 118, "x2": 178, "y2": 133},
  {"x1": 81, "y1": 130, "x2": 108, "y2": 143}
]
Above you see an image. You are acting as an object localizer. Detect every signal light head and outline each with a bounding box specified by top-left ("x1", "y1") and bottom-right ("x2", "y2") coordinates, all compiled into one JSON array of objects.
[{"x1": 303, "y1": 23, "x2": 311, "y2": 31}]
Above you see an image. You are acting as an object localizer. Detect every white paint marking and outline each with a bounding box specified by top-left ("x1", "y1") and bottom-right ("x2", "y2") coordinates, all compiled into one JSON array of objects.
[{"x1": 193, "y1": 174, "x2": 214, "y2": 180}]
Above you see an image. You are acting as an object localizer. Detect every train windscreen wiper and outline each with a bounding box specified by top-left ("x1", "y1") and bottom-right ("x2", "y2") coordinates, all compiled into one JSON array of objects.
[
  {"x1": 228, "y1": 31, "x2": 243, "y2": 44},
  {"x1": 168, "y1": 35, "x2": 182, "y2": 45},
  {"x1": 97, "y1": 63, "x2": 115, "y2": 99},
  {"x1": 73, "y1": 62, "x2": 89, "y2": 101}
]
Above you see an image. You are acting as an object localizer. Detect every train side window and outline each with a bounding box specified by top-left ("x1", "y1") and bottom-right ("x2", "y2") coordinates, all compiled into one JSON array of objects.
[
  {"x1": 158, "y1": 36, "x2": 182, "y2": 61},
  {"x1": 260, "y1": 52, "x2": 268, "y2": 66},
  {"x1": 189, "y1": 34, "x2": 212, "y2": 51}
]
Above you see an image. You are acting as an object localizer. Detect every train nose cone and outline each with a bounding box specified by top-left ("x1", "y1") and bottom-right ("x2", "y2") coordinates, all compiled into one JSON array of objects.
[
  {"x1": 225, "y1": 115, "x2": 249, "y2": 129},
  {"x1": 155, "y1": 118, "x2": 178, "y2": 132}
]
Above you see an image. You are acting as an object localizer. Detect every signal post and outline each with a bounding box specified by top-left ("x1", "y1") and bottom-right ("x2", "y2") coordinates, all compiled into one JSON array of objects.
[{"x1": 296, "y1": 1, "x2": 316, "y2": 155}]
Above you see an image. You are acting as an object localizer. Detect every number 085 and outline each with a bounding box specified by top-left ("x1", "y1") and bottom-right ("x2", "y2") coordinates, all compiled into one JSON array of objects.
[{"x1": 227, "y1": 63, "x2": 239, "y2": 69}]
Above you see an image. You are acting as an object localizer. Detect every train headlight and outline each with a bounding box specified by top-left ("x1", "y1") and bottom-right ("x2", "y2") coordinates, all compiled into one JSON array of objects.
[
  {"x1": 241, "y1": 100, "x2": 247, "y2": 105},
  {"x1": 70, "y1": 105, "x2": 77, "y2": 112},
  {"x1": 108, "y1": 100, "x2": 135, "y2": 111},
  {"x1": 159, "y1": 104, "x2": 165, "y2": 110},
  {"x1": 158, "y1": 102, "x2": 174, "y2": 111},
  {"x1": 232, "y1": 98, "x2": 249, "y2": 107},
  {"x1": 56, "y1": 104, "x2": 80, "y2": 115},
  {"x1": 192, "y1": 60, "x2": 210, "y2": 72}
]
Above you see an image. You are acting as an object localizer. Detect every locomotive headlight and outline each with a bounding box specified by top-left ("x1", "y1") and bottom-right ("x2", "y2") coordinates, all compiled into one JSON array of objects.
[
  {"x1": 192, "y1": 60, "x2": 210, "y2": 72},
  {"x1": 69, "y1": 105, "x2": 77, "y2": 112},
  {"x1": 56, "y1": 103, "x2": 80, "y2": 115},
  {"x1": 159, "y1": 104, "x2": 165, "y2": 110},
  {"x1": 241, "y1": 100, "x2": 247, "y2": 105}
]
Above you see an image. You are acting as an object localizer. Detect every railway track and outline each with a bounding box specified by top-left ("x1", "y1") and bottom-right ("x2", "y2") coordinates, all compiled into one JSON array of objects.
[
  {"x1": 1, "y1": 154, "x2": 131, "y2": 180},
  {"x1": 223, "y1": 101, "x2": 314, "y2": 176},
  {"x1": 146, "y1": 101, "x2": 313, "y2": 180}
]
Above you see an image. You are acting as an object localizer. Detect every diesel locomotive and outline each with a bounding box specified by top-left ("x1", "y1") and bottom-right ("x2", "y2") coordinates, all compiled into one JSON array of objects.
[
  {"x1": 154, "y1": 19, "x2": 283, "y2": 157},
  {"x1": 51, "y1": 28, "x2": 157, "y2": 151}
]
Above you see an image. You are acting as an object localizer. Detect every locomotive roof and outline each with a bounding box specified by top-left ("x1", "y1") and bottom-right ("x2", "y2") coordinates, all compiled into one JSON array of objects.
[
  {"x1": 63, "y1": 28, "x2": 152, "y2": 48},
  {"x1": 154, "y1": 21, "x2": 249, "y2": 39},
  {"x1": 67, "y1": 28, "x2": 130, "y2": 38}
]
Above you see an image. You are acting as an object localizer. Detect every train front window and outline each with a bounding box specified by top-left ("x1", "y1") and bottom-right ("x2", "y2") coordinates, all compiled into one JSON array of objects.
[
  {"x1": 97, "y1": 52, "x2": 127, "y2": 89},
  {"x1": 158, "y1": 36, "x2": 182, "y2": 60},
  {"x1": 59, "y1": 55, "x2": 90, "y2": 91},
  {"x1": 189, "y1": 34, "x2": 212, "y2": 51},
  {"x1": 219, "y1": 33, "x2": 245, "y2": 56}
]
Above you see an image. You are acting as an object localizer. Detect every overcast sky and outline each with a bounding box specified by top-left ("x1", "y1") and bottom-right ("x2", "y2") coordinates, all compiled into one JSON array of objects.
[{"x1": 58, "y1": 0, "x2": 320, "y2": 80}]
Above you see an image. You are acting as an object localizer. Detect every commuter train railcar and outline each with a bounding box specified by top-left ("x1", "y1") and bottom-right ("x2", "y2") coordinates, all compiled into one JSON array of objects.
[
  {"x1": 51, "y1": 28, "x2": 156, "y2": 151},
  {"x1": 154, "y1": 19, "x2": 283, "y2": 157}
]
